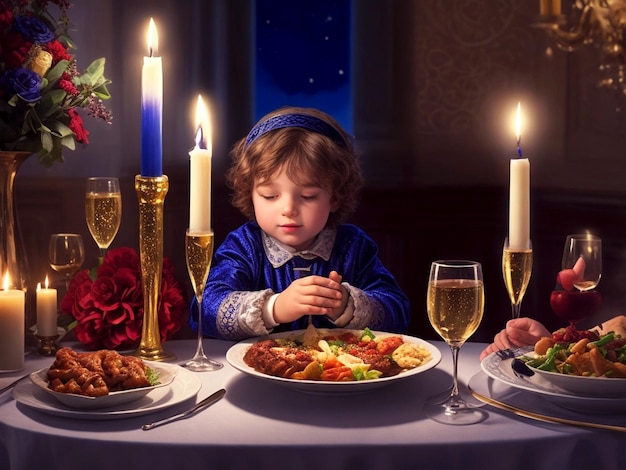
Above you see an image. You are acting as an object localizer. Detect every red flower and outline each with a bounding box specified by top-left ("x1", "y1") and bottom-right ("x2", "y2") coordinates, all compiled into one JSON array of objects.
[
  {"x1": 61, "y1": 247, "x2": 187, "y2": 351},
  {"x1": 67, "y1": 108, "x2": 89, "y2": 144}
]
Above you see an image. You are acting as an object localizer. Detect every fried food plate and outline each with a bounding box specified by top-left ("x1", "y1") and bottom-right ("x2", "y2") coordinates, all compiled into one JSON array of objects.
[
  {"x1": 226, "y1": 329, "x2": 441, "y2": 394},
  {"x1": 30, "y1": 361, "x2": 178, "y2": 409}
]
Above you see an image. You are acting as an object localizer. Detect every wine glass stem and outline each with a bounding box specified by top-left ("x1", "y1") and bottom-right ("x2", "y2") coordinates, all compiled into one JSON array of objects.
[
  {"x1": 449, "y1": 345, "x2": 461, "y2": 399},
  {"x1": 511, "y1": 302, "x2": 521, "y2": 319},
  {"x1": 193, "y1": 294, "x2": 208, "y2": 359}
]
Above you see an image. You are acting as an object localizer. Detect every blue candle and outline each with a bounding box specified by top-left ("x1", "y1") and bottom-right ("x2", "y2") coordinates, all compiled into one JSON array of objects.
[{"x1": 141, "y1": 18, "x2": 163, "y2": 176}]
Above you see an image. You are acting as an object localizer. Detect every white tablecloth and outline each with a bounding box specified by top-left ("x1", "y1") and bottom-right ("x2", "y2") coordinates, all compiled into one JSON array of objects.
[{"x1": 0, "y1": 339, "x2": 624, "y2": 470}]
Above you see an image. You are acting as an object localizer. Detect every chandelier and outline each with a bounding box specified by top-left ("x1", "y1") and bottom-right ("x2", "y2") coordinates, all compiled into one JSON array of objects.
[{"x1": 534, "y1": 0, "x2": 626, "y2": 94}]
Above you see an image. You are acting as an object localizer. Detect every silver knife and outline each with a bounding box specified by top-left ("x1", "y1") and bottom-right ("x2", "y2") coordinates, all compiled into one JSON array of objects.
[
  {"x1": 142, "y1": 388, "x2": 226, "y2": 431},
  {"x1": 0, "y1": 373, "x2": 30, "y2": 395}
]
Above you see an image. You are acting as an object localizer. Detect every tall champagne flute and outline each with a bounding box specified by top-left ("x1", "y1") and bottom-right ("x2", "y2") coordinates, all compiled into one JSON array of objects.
[
  {"x1": 85, "y1": 177, "x2": 122, "y2": 259},
  {"x1": 502, "y1": 237, "x2": 533, "y2": 319},
  {"x1": 424, "y1": 260, "x2": 487, "y2": 425},
  {"x1": 49, "y1": 233, "x2": 85, "y2": 290},
  {"x1": 185, "y1": 229, "x2": 222, "y2": 371}
]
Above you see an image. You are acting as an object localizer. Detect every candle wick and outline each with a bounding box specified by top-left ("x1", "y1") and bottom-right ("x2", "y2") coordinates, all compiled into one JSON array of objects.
[
  {"x1": 516, "y1": 137, "x2": 523, "y2": 158},
  {"x1": 149, "y1": 46, "x2": 153, "y2": 58}
]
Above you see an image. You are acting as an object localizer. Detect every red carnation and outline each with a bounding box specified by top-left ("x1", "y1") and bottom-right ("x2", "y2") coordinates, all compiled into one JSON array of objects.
[
  {"x1": 67, "y1": 108, "x2": 89, "y2": 144},
  {"x1": 61, "y1": 247, "x2": 187, "y2": 350}
]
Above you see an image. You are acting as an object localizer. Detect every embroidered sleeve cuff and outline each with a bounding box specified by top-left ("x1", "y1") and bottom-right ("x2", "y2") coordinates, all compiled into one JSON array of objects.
[
  {"x1": 328, "y1": 286, "x2": 354, "y2": 327},
  {"x1": 262, "y1": 293, "x2": 280, "y2": 329}
]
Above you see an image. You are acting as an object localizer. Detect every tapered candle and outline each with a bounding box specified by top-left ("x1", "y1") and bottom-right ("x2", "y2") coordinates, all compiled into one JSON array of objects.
[
  {"x1": 509, "y1": 102, "x2": 530, "y2": 250},
  {"x1": 189, "y1": 94, "x2": 212, "y2": 232},
  {"x1": 0, "y1": 272, "x2": 24, "y2": 371},
  {"x1": 141, "y1": 18, "x2": 163, "y2": 176},
  {"x1": 37, "y1": 276, "x2": 57, "y2": 337}
]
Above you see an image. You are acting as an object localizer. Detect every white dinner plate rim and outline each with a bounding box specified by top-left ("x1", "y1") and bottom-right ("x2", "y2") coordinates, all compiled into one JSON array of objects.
[
  {"x1": 30, "y1": 360, "x2": 179, "y2": 409},
  {"x1": 226, "y1": 328, "x2": 442, "y2": 394},
  {"x1": 481, "y1": 348, "x2": 626, "y2": 404},
  {"x1": 12, "y1": 364, "x2": 201, "y2": 420}
]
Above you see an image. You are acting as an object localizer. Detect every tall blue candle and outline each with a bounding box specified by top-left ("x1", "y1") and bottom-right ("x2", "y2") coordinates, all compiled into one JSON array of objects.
[{"x1": 141, "y1": 18, "x2": 163, "y2": 176}]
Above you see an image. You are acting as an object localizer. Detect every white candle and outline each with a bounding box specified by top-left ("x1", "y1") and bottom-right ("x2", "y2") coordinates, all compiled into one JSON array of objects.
[
  {"x1": 141, "y1": 17, "x2": 163, "y2": 177},
  {"x1": 508, "y1": 102, "x2": 530, "y2": 250},
  {"x1": 37, "y1": 277, "x2": 58, "y2": 337},
  {"x1": 189, "y1": 94, "x2": 212, "y2": 232},
  {"x1": 0, "y1": 272, "x2": 24, "y2": 371}
]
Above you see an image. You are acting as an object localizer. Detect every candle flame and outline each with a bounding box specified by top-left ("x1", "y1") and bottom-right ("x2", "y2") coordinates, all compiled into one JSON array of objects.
[
  {"x1": 147, "y1": 18, "x2": 158, "y2": 57},
  {"x1": 37, "y1": 282, "x2": 41, "y2": 292},
  {"x1": 515, "y1": 102, "x2": 522, "y2": 143},
  {"x1": 2, "y1": 271, "x2": 8, "y2": 290},
  {"x1": 194, "y1": 94, "x2": 212, "y2": 154},
  {"x1": 45, "y1": 275, "x2": 49, "y2": 289}
]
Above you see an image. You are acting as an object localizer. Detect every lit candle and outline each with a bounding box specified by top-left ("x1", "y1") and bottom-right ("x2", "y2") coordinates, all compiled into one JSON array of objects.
[
  {"x1": 0, "y1": 272, "x2": 24, "y2": 371},
  {"x1": 540, "y1": 0, "x2": 561, "y2": 16},
  {"x1": 509, "y1": 102, "x2": 530, "y2": 250},
  {"x1": 189, "y1": 94, "x2": 212, "y2": 232},
  {"x1": 36, "y1": 276, "x2": 57, "y2": 337},
  {"x1": 141, "y1": 18, "x2": 163, "y2": 177}
]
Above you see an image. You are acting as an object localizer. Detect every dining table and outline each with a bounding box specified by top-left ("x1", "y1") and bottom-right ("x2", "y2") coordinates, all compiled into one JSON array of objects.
[{"x1": 1, "y1": 336, "x2": 625, "y2": 470}]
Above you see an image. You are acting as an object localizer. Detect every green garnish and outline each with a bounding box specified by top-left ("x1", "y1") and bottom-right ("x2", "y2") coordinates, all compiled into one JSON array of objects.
[
  {"x1": 146, "y1": 367, "x2": 160, "y2": 386},
  {"x1": 361, "y1": 327, "x2": 375, "y2": 341}
]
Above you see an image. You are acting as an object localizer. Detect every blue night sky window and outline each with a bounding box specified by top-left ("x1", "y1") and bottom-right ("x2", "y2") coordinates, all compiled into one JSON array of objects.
[{"x1": 254, "y1": 0, "x2": 352, "y2": 133}]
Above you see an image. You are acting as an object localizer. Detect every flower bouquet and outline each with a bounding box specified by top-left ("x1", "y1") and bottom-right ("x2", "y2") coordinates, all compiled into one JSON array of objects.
[
  {"x1": 0, "y1": 0, "x2": 112, "y2": 167},
  {"x1": 60, "y1": 247, "x2": 187, "y2": 351}
]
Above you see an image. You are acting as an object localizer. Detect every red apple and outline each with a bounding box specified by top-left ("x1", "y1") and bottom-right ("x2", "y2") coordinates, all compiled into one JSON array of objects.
[{"x1": 550, "y1": 290, "x2": 602, "y2": 324}]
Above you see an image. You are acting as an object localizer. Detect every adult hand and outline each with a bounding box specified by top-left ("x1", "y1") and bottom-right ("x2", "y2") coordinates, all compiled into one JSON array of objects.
[
  {"x1": 273, "y1": 271, "x2": 346, "y2": 323},
  {"x1": 479, "y1": 317, "x2": 551, "y2": 361}
]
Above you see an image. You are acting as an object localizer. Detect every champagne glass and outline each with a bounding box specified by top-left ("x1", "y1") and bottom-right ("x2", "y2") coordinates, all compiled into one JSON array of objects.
[
  {"x1": 424, "y1": 260, "x2": 487, "y2": 425},
  {"x1": 185, "y1": 229, "x2": 223, "y2": 371},
  {"x1": 48, "y1": 233, "x2": 85, "y2": 290},
  {"x1": 85, "y1": 177, "x2": 122, "y2": 259},
  {"x1": 550, "y1": 234, "x2": 602, "y2": 325},
  {"x1": 502, "y1": 237, "x2": 533, "y2": 319}
]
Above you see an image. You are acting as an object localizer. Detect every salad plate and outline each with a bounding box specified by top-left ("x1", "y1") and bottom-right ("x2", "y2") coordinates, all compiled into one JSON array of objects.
[
  {"x1": 30, "y1": 361, "x2": 178, "y2": 409},
  {"x1": 481, "y1": 348, "x2": 626, "y2": 411},
  {"x1": 226, "y1": 329, "x2": 441, "y2": 395},
  {"x1": 12, "y1": 364, "x2": 201, "y2": 420}
]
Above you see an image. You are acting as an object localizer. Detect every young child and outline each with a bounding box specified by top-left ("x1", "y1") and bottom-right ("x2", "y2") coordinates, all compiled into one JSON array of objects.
[{"x1": 190, "y1": 106, "x2": 410, "y2": 340}]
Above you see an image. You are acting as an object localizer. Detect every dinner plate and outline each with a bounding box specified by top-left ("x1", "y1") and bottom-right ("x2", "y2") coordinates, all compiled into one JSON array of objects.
[
  {"x1": 30, "y1": 361, "x2": 178, "y2": 409},
  {"x1": 481, "y1": 348, "x2": 626, "y2": 412},
  {"x1": 226, "y1": 329, "x2": 441, "y2": 394},
  {"x1": 468, "y1": 370, "x2": 626, "y2": 424},
  {"x1": 12, "y1": 364, "x2": 201, "y2": 420}
]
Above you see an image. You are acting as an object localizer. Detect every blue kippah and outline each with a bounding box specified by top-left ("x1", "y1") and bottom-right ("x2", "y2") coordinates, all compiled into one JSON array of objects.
[{"x1": 245, "y1": 113, "x2": 348, "y2": 148}]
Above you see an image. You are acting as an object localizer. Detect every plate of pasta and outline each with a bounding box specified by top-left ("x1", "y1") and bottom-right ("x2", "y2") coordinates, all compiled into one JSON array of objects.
[{"x1": 226, "y1": 327, "x2": 441, "y2": 394}]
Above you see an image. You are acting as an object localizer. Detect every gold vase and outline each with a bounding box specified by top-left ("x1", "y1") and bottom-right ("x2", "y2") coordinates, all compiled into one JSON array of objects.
[{"x1": 0, "y1": 151, "x2": 35, "y2": 344}]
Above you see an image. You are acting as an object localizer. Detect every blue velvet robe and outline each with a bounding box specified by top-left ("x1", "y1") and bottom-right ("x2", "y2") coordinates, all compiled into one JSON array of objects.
[{"x1": 190, "y1": 221, "x2": 410, "y2": 340}]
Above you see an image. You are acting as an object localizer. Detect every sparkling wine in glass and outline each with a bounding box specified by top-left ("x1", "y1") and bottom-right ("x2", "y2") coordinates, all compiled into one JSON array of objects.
[
  {"x1": 49, "y1": 233, "x2": 85, "y2": 291},
  {"x1": 85, "y1": 177, "x2": 122, "y2": 259},
  {"x1": 502, "y1": 237, "x2": 533, "y2": 319},
  {"x1": 185, "y1": 229, "x2": 222, "y2": 371},
  {"x1": 424, "y1": 260, "x2": 487, "y2": 425}
]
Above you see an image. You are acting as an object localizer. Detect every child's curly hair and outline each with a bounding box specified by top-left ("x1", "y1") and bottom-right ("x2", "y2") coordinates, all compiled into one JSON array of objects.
[{"x1": 226, "y1": 106, "x2": 363, "y2": 226}]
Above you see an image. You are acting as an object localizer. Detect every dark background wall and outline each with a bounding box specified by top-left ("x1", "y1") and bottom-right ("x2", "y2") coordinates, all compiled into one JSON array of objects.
[{"x1": 16, "y1": 1, "x2": 626, "y2": 342}]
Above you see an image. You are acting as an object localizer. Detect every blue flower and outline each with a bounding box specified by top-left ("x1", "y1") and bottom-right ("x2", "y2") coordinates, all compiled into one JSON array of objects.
[
  {"x1": 13, "y1": 15, "x2": 55, "y2": 43},
  {"x1": 1, "y1": 68, "x2": 42, "y2": 102}
]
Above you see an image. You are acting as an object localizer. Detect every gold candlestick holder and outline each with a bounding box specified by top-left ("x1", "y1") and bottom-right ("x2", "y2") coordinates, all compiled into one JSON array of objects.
[{"x1": 134, "y1": 175, "x2": 175, "y2": 361}]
